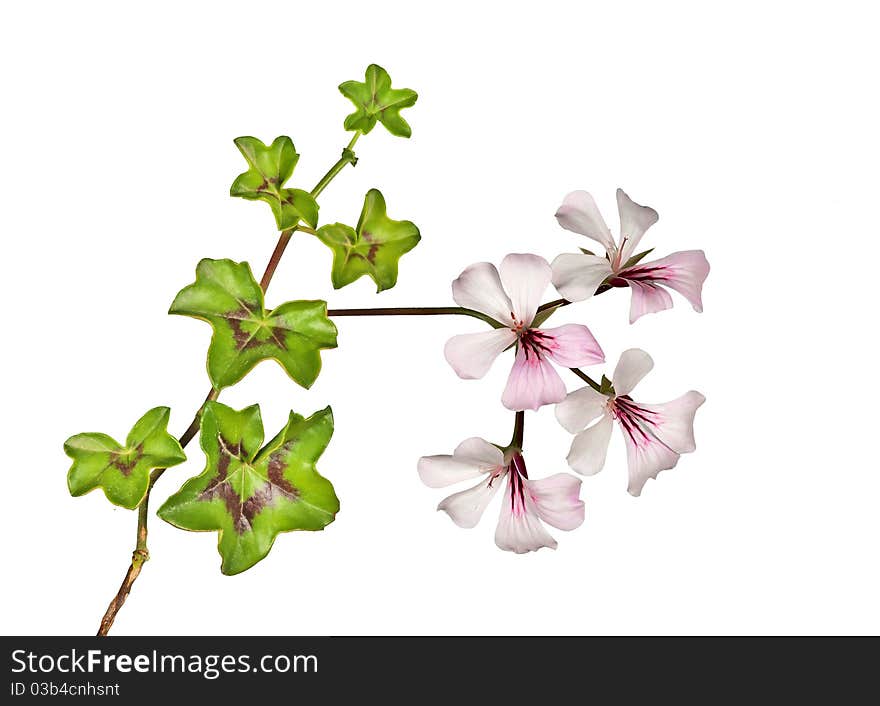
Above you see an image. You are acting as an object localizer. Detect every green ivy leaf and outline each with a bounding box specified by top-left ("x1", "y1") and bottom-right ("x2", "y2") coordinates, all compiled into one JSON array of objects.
[
  {"x1": 158, "y1": 402, "x2": 339, "y2": 575},
  {"x1": 64, "y1": 407, "x2": 186, "y2": 509},
  {"x1": 170, "y1": 258, "x2": 337, "y2": 390},
  {"x1": 339, "y1": 64, "x2": 418, "y2": 138},
  {"x1": 315, "y1": 189, "x2": 420, "y2": 291},
  {"x1": 230, "y1": 136, "x2": 319, "y2": 230}
]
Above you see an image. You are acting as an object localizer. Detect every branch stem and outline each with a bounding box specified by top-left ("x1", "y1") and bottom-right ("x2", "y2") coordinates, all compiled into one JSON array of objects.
[
  {"x1": 327, "y1": 306, "x2": 504, "y2": 328},
  {"x1": 95, "y1": 134, "x2": 361, "y2": 636},
  {"x1": 569, "y1": 367, "x2": 602, "y2": 392},
  {"x1": 510, "y1": 411, "x2": 525, "y2": 450}
]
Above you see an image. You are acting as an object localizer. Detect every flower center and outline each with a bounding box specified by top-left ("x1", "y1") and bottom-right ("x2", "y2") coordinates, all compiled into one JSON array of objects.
[
  {"x1": 610, "y1": 236, "x2": 629, "y2": 271},
  {"x1": 515, "y1": 327, "x2": 552, "y2": 360},
  {"x1": 508, "y1": 453, "x2": 530, "y2": 517},
  {"x1": 608, "y1": 395, "x2": 659, "y2": 448}
]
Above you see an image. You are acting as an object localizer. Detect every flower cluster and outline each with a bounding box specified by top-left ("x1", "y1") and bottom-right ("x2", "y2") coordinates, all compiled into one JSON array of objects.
[{"x1": 419, "y1": 189, "x2": 709, "y2": 553}]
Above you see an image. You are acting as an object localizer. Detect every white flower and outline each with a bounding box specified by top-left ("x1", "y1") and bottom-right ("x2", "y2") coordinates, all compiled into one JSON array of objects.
[
  {"x1": 418, "y1": 437, "x2": 585, "y2": 553},
  {"x1": 556, "y1": 349, "x2": 706, "y2": 496},
  {"x1": 552, "y1": 189, "x2": 710, "y2": 323}
]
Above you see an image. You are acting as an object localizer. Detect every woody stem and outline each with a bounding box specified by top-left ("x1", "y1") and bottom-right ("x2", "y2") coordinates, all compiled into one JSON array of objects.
[{"x1": 95, "y1": 134, "x2": 362, "y2": 637}]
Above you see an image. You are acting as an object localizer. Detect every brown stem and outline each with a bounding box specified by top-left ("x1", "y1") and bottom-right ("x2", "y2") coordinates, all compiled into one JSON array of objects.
[
  {"x1": 259, "y1": 229, "x2": 294, "y2": 292},
  {"x1": 95, "y1": 136, "x2": 361, "y2": 636},
  {"x1": 95, "y1": 387, "x2": 218, "y2": 636}
]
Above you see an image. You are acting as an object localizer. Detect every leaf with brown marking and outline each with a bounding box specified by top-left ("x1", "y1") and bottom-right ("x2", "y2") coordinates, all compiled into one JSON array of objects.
[
  {"x1": 230, "y1": 136, "x2": 319, "y2": 230},
  {"x1": 339, "y1": 64, "x2": 418, "y2": 137},
  {"x1": 64, "y1": 407, "x2": 186, "y2": 509},
  {"x1": 315, "y1": 189, "x2": 420, "y2": 291},
  {"x1": 157, "y1": 402, "x2": 339, "y2": 575},
  {"x1": 169, "y1": 258, "x2": 338, "y2": 390}
]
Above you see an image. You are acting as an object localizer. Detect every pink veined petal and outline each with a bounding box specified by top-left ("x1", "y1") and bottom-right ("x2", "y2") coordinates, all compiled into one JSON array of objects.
[
  {"x1": 437, "y1": 474, "x2": 504, "y2": 528},
  {"x1": 616, "y1": 188, "x2": 659, "y2": 263},
  {"x1": 494, "y1": 476, "x2": 558, "y2": 553},
  {"x1": 619, "y1": 421, "x2": 681, "y2": 497},
  {"x1": 541, "y1": 323, "x2": 605, "y2": 368},
  {"x1": 550, "y1": 253, "x2": 613, "y2": 302},
  {"x1": 525, "y1": 473, "x2": 585, "y2": 531},
  {"x1": 618, "y1": 250, "x2": 710, "y2": 313},
  {"x1": 450, "y1": 261, "x2": 515, "y2": 325},
  {"x1": 626, "y1": 279, "x2": 674, "y2": 323},
  {"x1": 637, "y1": 391, "x2": 706, "y2": 454},
  {"x1": 444, "y1": 329, "x2": 517, "y2": 380},
  {"x1": 501, "y1": 346, "x2": 567, "y2": 411},
  {"x1": 555, "y1": 385, "x2": 608, "y2": 433},
  {"x1": 567, "y1": 413, "x2": 614, "y2": 476},
  {"x1": 611, "y1": 348, "x2": 654, "y2": 396},
  {"x1": 499, "y1": 253, "x2": 551, "y2": 327},
  {"x1": 417, "y1": 437, "x2": 505, "y2": 488},
  {"x1": 554, "y1": 190, "x2": 617, "y2": 254}
]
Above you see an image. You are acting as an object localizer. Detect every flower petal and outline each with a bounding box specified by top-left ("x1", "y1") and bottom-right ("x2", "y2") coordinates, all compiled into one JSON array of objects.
[
  {"x1": 638, "y1": 391, "x2": 706, "y2": 454},
  {"x1": 499, "y1": 253, "x2": 551, "y2": 326},
  {"x1": 566, "y1": 413, "x2": 614, "y2": 476},
  {"x1": 494, "y1": 478, "x2": 558, "y2": 553},
  {"x1": 417, "y1": 437, "x2": 504, "y2": 489},
  {"x1": 550, "y1": 253, "x2": 613, "y2": 302},
  {"x1": 418, "y1": 455, "x2": 487, "y2": 488},
  {"x1": 619, "y1": 250, "x2": 710, "y2": 313},
  {"x1": 501, "y1": 347, "x2": 567, "y2": 411},
  {"x1": 542, "y1": 323, "x2": 605, "y2": 368},
  {"x1": 611, "y1": 348, "x2": 654, "y2": 396},
  {"x1": 444, "y1": 329, "x2": 517, "y2": 379},
  {"x1": 453, "y1": 437, "x2": 506, "y2": 467},
  {"x1": 526, "y1": 473, "x2": 585, "y2": 530},
  {"x1": 556, "y1": 386, "x2": 609, "y2": 433},
  {"x1": 616, "y1": 188, "x2": 659, "y2": 263},
  {"x1": 626, "y1": 279, "x2": 674, "y2": 323},
  {"x1": 554, "y1": 190, "x2": 617, "y2": 254},
  {"x1": 451, "y1": 261, "x2": 515, "y2": 325},
  {"x1": 438, "y1": 475, "x2": 503, "y2": 528},
  {"x1": 619, "y1": 423, "x2": 681, "y2": 497}
]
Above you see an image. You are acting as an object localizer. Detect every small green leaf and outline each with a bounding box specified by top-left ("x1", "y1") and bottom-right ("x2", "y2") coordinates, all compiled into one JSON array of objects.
[
  {"x1": 170, "y1": 258, "x2": 337, "y2": 390},
  {"x1": 622, "y1": 248, "x2": 655, "y2": 270},
  {"x1": 64, "y1": 407, "x2": 186, "y2": 509},
  {"x1": 158, "y1": 402, "x2": 339, "y2": 575},
  {"x1": 579, "y1": 247, "x2": 597, "y2": 256},
  {"x1": 230, "y1": 136, "x2": 319, "y2": 230},
  {"x1": 339, "y1": 64, "x2": 418, "y2": 138},
  {"x1": 600, "y1": 375, "x2": 615, "y2": 396},
  {"x1": 316, "y1": 189, "x2": 420, "y2": 291}
]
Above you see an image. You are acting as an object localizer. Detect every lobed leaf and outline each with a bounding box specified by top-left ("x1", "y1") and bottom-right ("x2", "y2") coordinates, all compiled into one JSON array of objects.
[
  {"x1": 315, "y1": 189, "x2": 420, "y2": 291},
  {"x1": 64, "y1": 407, "x2": 186, "y2": 509},
  {"x1": 157, "y1": 402, "x2": 339, "y2": 575},
  {"x1": 230, "y1": 136, "x2": 319, "y2": 230},
  {"x1": 339, "y1": 64, "x2": 418, "y2": 138},
  {"x1": 169, "y1": 258, "x2": 338, "y2": 390}
]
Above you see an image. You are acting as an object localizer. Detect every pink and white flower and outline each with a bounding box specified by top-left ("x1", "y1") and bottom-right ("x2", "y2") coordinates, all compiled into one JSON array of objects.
[
  {"x1": 552, "y1": 189, "x2": 710, "y2": 323},
  {"x1": 418, "y1": 437, "x2": 585, "y2": 553},
  {"x1": 555, "y1": 349, "x2": 706, "y2": 496},
  {"x1": 444, "y1": 253, "x2": 604, "y2": 411}
]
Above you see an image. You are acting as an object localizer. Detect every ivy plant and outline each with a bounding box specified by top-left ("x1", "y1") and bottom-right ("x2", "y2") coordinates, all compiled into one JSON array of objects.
[{"x1": 65, "y1": 63, "x2": 709, "y2": 636}]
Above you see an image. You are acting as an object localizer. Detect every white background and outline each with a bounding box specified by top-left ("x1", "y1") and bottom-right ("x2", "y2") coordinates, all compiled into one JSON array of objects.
[{"x1": 1, "y1": 1, "x2": 878, "y2": 636}]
